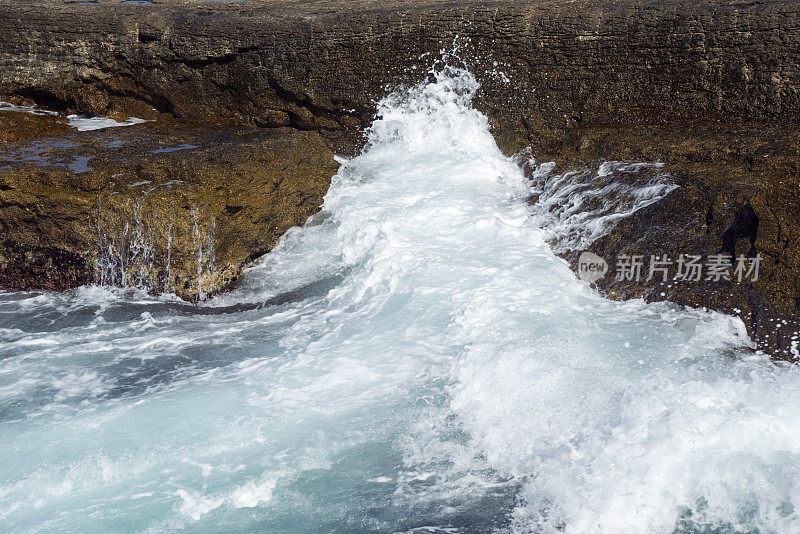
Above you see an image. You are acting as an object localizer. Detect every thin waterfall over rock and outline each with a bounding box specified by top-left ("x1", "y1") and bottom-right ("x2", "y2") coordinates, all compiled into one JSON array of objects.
[{"x1": 90, "y1": 181, "x2": 217, "y2": 298}]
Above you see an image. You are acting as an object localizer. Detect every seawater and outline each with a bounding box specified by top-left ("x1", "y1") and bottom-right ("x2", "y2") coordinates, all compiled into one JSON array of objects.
[{"x1": 1, "y1": 66, "x2": 798, "y2": 534}]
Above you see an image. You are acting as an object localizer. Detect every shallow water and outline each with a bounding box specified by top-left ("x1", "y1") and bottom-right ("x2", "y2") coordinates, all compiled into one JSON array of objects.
[{"x1": 1, "y1": 66, "x2": 798, "y2": 534}]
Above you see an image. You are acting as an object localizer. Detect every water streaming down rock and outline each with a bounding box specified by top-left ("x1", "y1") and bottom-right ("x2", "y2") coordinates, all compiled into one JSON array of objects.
[
  {"x1": 0, "y1": 112, "x2": 338, "y2": 299},
  {"x1": 0, "y1": 64, "x2": 799, "y2": 533},
  {"x1": 91, "y1": 182, "x2": 217, "y2": 298},
  {"x1": 524, "y1": 156, "x2": 678, "y2": 253}
]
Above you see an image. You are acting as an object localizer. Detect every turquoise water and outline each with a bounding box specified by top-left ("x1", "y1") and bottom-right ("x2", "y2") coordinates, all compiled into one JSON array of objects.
[{"x1": 1, "y1": 66, "x2": 798, "y2": 533}]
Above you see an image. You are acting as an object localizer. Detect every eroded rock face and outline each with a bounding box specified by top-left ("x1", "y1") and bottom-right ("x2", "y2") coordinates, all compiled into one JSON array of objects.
[
  {"x1": 1, "y1": 0, "x2": 798, "y2": 156},
  {"x1": 0, "y1": 240, "x2": 93, "y2": 291},
  {"x1": 549, "y1": 122, "x2": 800, "y2": 360},
  {"x1": 1, "y1": 0, "x2": 800, "y2": 356},
  {"x1": 0, "y1": 115, "x2": 338, "y2": 299}
]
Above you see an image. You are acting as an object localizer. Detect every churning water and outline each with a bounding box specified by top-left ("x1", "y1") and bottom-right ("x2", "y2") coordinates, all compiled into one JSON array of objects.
[{"x1": 1, "y1": 66, "x2": 799, "y2": 534}]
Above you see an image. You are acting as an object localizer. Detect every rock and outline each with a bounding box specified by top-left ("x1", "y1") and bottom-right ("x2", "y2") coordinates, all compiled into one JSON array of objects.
[
  {"x1": 720, "y1": 201, "x2": 759, "y2": 260},
  {"x1": 0, "y1": 109, "x2": 71, "y2": 143},
  {"x1": 551, "y1": 121, "x2": 800, "y2": 360},
  {"x1": 1, "y1": 0, "x2": 800, "y2": 356},
  {"x1": 0, "y1": 240, "x2": 93, "y2": 291},
  {"x1": 1, "y1": 0, "x2": 798, "y2": 156},
  {"x1": 0, "y1": 115, "x2": 338, "y2": 299}
]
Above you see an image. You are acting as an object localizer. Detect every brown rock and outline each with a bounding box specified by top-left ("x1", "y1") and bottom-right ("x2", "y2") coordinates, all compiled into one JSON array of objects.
[
  {"x1": 0, "y1": 110, "x2": 71, "y2": 143},
  {"x1": 2, "y1": 0, "x2": 798, "y2": 156},
  {"x1": 553, "y1": 121, "x2": 800, "y2": 360},
  {"x1": 0, "y1": 116, "x2": 338, "y2": 300}
]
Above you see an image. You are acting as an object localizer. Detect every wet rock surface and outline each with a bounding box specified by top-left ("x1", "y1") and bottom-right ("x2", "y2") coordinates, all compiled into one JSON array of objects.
[
  {"x1": 0, "y1": 240, "x2": 93, "y2": 291},
  {"x1": 0, "y1": 110, "x2": 72, "y2": 144},
  {"x1": 1, "y1": 0, "x2": 800, "y2": 355},
  {"x1": 0, "y1": 114, "x2": 338, "y2": 299},
  {"x1": 553, "y1": 121, "x2": 800, "y2": 360}
]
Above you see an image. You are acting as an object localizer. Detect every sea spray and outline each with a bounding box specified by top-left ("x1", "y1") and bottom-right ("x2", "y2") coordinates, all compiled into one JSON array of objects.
[
  {"x1": 526, "y1": 157, "x2": 678, "y2": 252},
  {"x1": 0, "y1": 62, "x2": 797, "y2": 534}
]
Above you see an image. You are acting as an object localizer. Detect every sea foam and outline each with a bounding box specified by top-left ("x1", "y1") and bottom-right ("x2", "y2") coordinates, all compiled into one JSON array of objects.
[{"x1": 0, "y1": 62, "x2": 797, "y2": 533}]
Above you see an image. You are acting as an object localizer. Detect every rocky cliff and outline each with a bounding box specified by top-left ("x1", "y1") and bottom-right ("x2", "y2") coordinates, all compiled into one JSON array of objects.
[
  {"x1": 2, "y1": 0, "x2": 799, "y2": 153},
  {"x1": 1, "y1": 0, "x2": 799, "y2": 355},
  {"x1": 0, "y1": 110, "x2": 338, "y2": 299}
]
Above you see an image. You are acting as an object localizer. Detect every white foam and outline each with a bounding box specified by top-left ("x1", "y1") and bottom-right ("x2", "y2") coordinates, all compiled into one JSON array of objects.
[
  {"x1": 528, "y1": 158, "x2": 678, "y2": 252},
  {"x1": 0, "y1": 61, "x2": 797, "y2": 533},
  {"x1": 52, "y1": 371, "x2": 108, "y2": 402},
  {"x1": 177, "y1": 489, "x2": 224, "y2": 521},
  {"x1": 0, "y1": 101, "x2": 59, "y2": 116},
  {"x1": 177, "y1": 474, "x2": 278, "y2": 521},
  {"x1": 0, "y1": 101, "x2": 147, "y2": 131},
  {"x1": 67, "y1": 115, "x2": 147, "y2": 131}
]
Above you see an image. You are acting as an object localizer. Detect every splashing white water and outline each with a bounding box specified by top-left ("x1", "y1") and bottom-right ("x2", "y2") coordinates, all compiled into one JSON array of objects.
[
  {"x1": 0, "y1": 64, "x2": 798, "y2": 534},
  {"x1": 527, "y1": 158, "x2": 678, "y2": 252}
]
